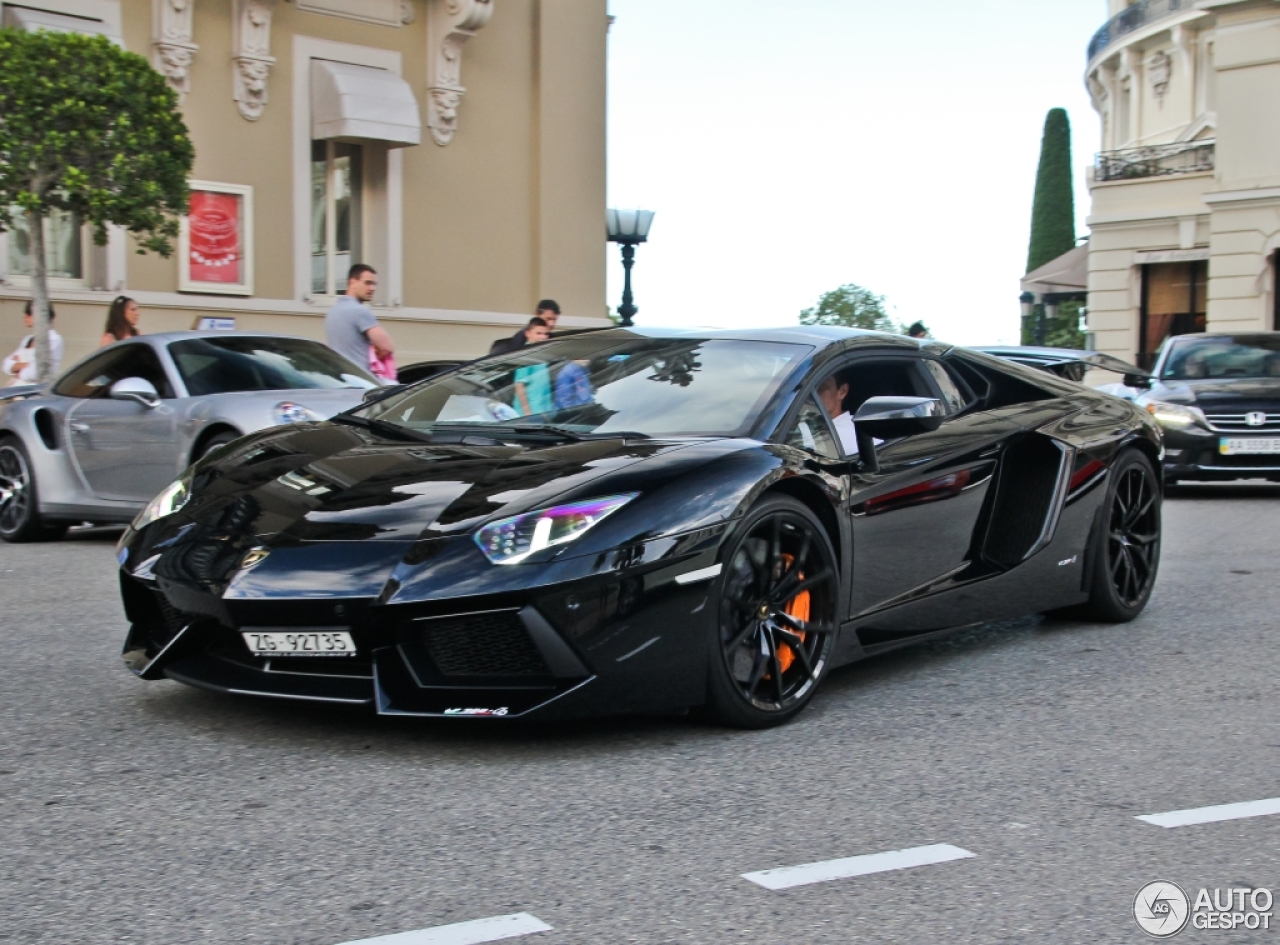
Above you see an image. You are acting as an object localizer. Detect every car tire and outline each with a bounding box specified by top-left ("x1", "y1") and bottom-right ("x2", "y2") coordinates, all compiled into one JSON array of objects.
[
  {"x1": 0, "y1": 436, "x2": 64, "y2": 543},
  {"x1": 195, "y1": 430, "x2": 239, "y2": 462},
  {"x1": 704, "y1": 495, "x2": 840, "y2": 728},
  {"x1": 1078, "y1": 449, "x2": 1161, "y2": 622}
]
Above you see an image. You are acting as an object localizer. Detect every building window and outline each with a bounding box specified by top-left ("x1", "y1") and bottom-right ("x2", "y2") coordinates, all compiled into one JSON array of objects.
[
  {"x1": 6, "y1": 208, "x2": 84, "y2": 280},
  {"x1": 310, "y1": 140, "x2": 362, "y2": 296},
  {"x1": 1139, "y1": 260, "x2": 1207, "y2": 369}
]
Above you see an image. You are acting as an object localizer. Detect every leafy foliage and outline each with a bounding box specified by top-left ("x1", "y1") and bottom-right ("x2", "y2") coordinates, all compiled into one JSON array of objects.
[
  {"x1": 799, "y1": 284, "x2": 902, "y2": 333},
  {"x1": 1026, "y1": 108, "x2": 1076, "y2": 274},
  {"x1": 0, "y1": 28, "x2": 193, "y2": 251}
]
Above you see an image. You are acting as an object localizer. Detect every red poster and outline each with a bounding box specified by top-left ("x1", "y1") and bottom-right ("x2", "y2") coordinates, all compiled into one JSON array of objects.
[{"x1": 188, "y1": 191, "x2": 241, "y2": 284}]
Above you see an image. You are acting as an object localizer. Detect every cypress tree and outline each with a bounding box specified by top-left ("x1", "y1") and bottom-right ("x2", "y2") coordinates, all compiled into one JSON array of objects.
[{"x1": 1026, "y1": 108, "x2": 1076, "y2": 274}]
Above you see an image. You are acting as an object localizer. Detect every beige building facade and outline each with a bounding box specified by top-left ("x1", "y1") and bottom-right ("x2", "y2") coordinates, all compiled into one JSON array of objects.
[
  {"x1": 0, "y1": 0, "x2": 610, "y2": 372},
  {"x1": 1085, "y1": 0, "x2": 1280, "y2": 369}
]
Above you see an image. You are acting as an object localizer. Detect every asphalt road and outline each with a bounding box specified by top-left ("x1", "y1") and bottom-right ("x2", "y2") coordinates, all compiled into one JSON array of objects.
[{"x1": 2, "y1": 483, "x2": 1278, "y2": 945}]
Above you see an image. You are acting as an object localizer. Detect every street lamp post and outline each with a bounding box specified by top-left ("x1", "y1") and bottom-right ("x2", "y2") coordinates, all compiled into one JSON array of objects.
[
  {"x1": 606, "y1": 208, "x2": 655, "y2": 327},
  {"x1": 1020, "y1": 291, "x2": 1039, "y2": 345}
]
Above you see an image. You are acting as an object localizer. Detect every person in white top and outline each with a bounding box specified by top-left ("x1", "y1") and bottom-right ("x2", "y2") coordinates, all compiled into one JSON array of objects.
[
  {"x1": 4, "y1": 302, "x2": 64, "y2": 385},
  {"x1": 816, "y1": 372, "x2": 859, "y2": 455}
]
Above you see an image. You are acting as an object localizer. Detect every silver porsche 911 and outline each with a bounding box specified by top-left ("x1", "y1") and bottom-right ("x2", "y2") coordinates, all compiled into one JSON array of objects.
[{"x1": 0, "y1": 331, "x2": 379, "y2": 541}]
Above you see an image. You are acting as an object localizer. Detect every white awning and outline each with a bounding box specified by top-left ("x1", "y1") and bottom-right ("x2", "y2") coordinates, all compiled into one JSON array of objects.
[
  {"x1": 1, "y1": 4, "x2": 121, "y2": 42},
  {"x1": 311, "y1": 59, "x2": 421, "y2": 148}
]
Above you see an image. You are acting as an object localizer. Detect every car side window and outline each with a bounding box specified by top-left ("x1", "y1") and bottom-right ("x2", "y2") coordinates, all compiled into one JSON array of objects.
[
  {"x1": 921, "y1": 359, "x2": 971, "y2": 414},
  {"x1": 783, "y1": 395, "x2": 840, "y2": 459},
  {"x1": 52, "y1": 344, "x2": 174, "y2": 399}
]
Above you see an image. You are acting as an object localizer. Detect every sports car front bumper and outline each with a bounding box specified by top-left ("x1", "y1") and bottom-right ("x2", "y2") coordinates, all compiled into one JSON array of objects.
[{"x1": 118, "y1": 527, "x2": 727, "y2": 719}]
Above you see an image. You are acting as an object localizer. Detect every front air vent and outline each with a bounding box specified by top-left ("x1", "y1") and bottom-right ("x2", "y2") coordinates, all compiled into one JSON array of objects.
[{"x1": 418, "y1": 610, "x2": 551, "y2": 678}]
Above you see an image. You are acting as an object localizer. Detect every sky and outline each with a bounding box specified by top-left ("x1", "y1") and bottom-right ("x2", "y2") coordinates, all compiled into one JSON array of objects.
[{"x1": 605, "y1": 0, "x2": 1106, "y2": 345}]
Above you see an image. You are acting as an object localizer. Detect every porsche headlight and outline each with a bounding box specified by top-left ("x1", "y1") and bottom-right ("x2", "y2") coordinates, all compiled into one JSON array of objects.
[
  {"x1": 1145, "y1": 401, "x2": 1206, "y2": 430},
  {"x1": 133, "y1": 477, "x2": 191, "y2": 529},
  {"x1": 474, "y1": 494, "x2": 639, "y2": 565},
  {"x1": 274, "y1": 402, "x2": 321, "y2": 425}
]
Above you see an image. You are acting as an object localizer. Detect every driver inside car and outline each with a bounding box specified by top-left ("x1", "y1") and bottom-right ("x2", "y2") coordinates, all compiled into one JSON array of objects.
[{"x1": 816, "y1": 372, "x2": 859, "y2": 454}]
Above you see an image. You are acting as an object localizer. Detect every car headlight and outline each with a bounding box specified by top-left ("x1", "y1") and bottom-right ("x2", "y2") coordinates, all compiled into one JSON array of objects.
[
  {"x1": 275, "y1": 402, "x2": 321, "y2": 425},
  {"x1": 1145, "y1": 401, "x2": 1207, "y2": 430},
  {"x1": 133, "y1": 477, "x2": 191, "y2": 529},
  {"x1": 474, "y1": 494, "x2": 639, "y2": 565}
]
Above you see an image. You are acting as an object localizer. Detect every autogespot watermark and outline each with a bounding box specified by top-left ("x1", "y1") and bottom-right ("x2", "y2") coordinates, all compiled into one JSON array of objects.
[{"x1": 1134, "y1": 881, "x2": 1274, "y2": 937}]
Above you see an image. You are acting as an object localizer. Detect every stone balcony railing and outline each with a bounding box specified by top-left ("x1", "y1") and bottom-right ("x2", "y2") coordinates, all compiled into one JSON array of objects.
[
  {"x1": 1094, "y1": 140, "x2": 1216, "y2": 182},
  {"x1": 1088, "y1": 0, "x2": 1196, "y2": 61}
]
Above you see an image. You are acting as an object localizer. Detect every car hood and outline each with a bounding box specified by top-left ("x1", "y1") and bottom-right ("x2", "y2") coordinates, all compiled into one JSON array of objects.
[
  {"x1": 1150, "y1": 377, "x2": 1280, "y2": 409},
  {"x1": 184, "y1": 421, "x2": 696, "y2": 543}
]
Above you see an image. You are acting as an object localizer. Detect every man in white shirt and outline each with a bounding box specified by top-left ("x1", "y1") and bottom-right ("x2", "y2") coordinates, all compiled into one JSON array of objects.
[
  {"x1": 4, "y1": 302, "x2": 63, "y2": 385},
  {"x1": 816, "y1": 372, "x2": 859, "y2": 455}
]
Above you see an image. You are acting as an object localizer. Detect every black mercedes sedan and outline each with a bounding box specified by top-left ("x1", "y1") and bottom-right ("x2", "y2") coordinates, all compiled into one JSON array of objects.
[
  {"x1": 116, "y1": 327, "x2": 1163, "y2": 727},
  {"x1": 1136, "y1": 332, "x2": 1280, "y2": 484}
]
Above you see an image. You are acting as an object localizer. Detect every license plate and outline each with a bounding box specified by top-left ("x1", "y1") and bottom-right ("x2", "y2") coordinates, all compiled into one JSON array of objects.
[
  {"x1": 1219, "y1": 437, "x2": 1280, "y2": 455},
  {"x1": 241, "y1": 629, "x2": 356, "y2": 657}
]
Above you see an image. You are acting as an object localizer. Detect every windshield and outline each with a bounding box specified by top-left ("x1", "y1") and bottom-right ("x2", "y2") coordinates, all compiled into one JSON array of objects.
[
  {"x1": 1160, "y1": 335, "x2": 1280, "y2": 380},
  {"x1": 357, "y1": 335, "x2": 812, "y2": 438},
  {"x1": 169, "y1": 337, "x2": 379, "y2": 394}
]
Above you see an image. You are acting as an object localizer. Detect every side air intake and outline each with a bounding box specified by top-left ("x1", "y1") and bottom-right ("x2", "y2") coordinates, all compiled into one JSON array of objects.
[{"x1": 981, "y1": 435, "x2": 1069, "y2": 569}]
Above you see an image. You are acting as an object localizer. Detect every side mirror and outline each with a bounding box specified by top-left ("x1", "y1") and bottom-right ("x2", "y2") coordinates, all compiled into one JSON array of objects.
[
  {"x1": 1123, "y1": 372, "x2": 1153, "y2": 390},
  {"x1": 109, "y1": 376, "x2": 160, "y2": 408},
  {"x1": 851, "y1": 397, "x2": 946, "y2": 472}
]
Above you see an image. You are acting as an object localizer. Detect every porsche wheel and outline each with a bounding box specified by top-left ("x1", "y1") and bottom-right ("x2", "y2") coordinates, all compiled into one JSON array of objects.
[
  {"x1": 195, "y1": 430, "x2": 240, "y2": 463},
  {"x1": 0, "y1": 437, "x2": 64, "y2": 543},
  {"x1": 1081, "y1": 449, "x2": 1161, "y2": 622},
  {"x1": 707, "y1": 496, "x2": 839, "y2": 728}
]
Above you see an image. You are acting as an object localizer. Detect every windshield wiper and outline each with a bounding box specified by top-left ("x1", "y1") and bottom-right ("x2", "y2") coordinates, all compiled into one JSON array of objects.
[
  {"x1": 437, "y1": 423, "x2": 652, "y2": 442},
  {"x1": 333, "y1": 413, "x2": 435, "y2": 443}
]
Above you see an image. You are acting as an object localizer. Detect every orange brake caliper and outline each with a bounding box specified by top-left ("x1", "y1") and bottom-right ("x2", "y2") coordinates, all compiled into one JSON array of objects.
[{"x1": 774, "y1": 553, "x2": 810, "y2": 674}]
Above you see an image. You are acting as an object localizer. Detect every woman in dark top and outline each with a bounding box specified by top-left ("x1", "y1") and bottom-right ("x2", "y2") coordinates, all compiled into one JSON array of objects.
[{"x1": 101, "y1": 295, "x2": 141, "y2": 346}]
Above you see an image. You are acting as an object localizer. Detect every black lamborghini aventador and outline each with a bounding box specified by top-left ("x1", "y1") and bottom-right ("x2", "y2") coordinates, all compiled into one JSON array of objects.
[{"x1": 117, "y1": 327, "x2": 1164, "y2": 727}]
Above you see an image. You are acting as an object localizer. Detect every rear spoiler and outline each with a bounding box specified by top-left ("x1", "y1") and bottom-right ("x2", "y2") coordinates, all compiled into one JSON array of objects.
[{"x1": 972, "y1": 347, "x2": 1151, "y2": 387}]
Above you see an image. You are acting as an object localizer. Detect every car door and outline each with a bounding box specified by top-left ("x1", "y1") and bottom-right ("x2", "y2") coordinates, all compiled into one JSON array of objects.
[
  {"x1": 60, "y1": 343, "x2": 179, "y2": 502},
  {"x1": 835, "y1": 353, "x2": 1020, "y2": 622}
]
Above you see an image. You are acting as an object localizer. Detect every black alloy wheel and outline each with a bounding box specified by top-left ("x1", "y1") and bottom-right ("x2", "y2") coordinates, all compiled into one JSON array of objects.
[
  {"x1": 706, "y1": 496, "x2": 839, "y2": 728},
  {"x1": 1081, "y1": 449, "x2": 1161, "y2": 621},
  {"x1": 0, "y1": 437, "x2": 64, "y2": 543}
]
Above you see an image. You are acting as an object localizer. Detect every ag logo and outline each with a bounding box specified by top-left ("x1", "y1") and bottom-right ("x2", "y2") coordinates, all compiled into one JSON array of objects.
[{"x1": 1135, "y1": 881, "x2": 1190, "y2": 937}]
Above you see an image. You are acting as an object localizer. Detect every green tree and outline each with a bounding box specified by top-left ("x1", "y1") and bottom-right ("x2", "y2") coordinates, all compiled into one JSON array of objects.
[
  {"x1": 1026, "y1": 108, "x2": 1076, "y2": 274},
  {"x1": 0, "y1": 28, "x2": 194, "y2": 381},
  {"x1": 799, "y1": 283, "x2": 901, "y2": 333}
]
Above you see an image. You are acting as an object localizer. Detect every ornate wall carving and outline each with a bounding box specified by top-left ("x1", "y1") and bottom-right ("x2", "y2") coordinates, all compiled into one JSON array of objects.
[
  {"x1": 152, "y1": 0, "x2": 198, "y2": 98},
  {"x1": 1149, "y1": 49, "x2": 1172, "y2": 102},
  {"x1": 426, "y1": 0, "x2": 494, "y2": 145},
  {"x1": 233, "y1": 0, "x2": 276, "y2": 121}
]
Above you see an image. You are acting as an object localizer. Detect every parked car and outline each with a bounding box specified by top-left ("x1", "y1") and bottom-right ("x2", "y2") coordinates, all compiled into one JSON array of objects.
[
  {"x1": 1133, "y1": 332, "x2": 1280, "y2": 484},
  {"x1": 0, "y1": 332, "x2": 378, "y2": 541},
  {"x1": 118, "y1": 327, "x2": 1162, "y2": 727}
]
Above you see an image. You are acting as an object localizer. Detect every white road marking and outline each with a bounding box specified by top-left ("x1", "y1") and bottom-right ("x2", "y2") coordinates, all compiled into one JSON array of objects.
[
  {"x1": 741, "y1": 843, "x2": 976, "y2": 891},
  {"x1": 615, "y1": 636, "x2": 660, "y2": 662},
  {"x1": 335, "y1": 913, "x2": 552, "y2": 945},
  {"x1": 675, "y1": 563, "x2": 722, "y2": 585},
  {"x1": 1136, "y1": 797, "x2": 1280, "y2": 828}
]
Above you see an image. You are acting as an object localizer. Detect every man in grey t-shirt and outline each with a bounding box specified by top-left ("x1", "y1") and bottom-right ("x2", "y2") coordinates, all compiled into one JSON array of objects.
[{"x1": 325, "y1": 264, "x2": 394, "y2": 371}]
